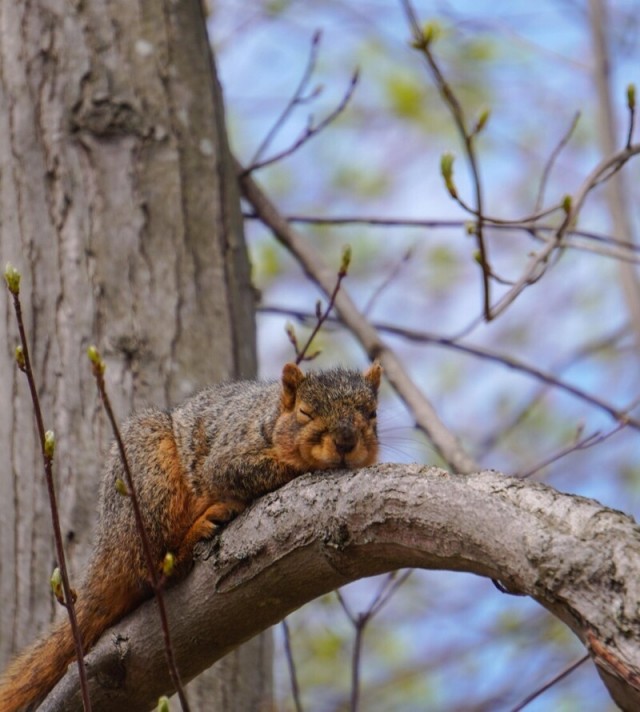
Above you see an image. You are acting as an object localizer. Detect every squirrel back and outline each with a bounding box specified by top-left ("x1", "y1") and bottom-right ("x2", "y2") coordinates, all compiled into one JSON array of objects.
[{"x1": 0, "y1": 362, "x2": 382, "y2": 710}]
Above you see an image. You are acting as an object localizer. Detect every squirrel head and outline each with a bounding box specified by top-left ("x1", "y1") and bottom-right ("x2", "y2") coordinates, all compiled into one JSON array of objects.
[{"x1": 273, "y1": 362, "x2": 382, "y2": 471}]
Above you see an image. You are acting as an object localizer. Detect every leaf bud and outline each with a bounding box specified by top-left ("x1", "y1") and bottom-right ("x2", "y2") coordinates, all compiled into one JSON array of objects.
[
  {"x1": 4, "y1": 262, "x2": 21, "y2": 295},
  {"x1": 44, "y1": 430, "x2": 55, "y2": 459}
]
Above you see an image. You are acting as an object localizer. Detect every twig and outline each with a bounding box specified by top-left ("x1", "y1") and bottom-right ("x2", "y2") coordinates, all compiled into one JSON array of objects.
[
  {"x1": 401, "y1": 0, "x2": 491, "y2": 319},
  {"x1": 244, "y1": 213, "x2": 640, "y2": 264},
  {"x1": 535, "y1": 111, "x2": 581, "y2": 214},
  {"x1": 363, "y1": 245, "x2": 414, "y2": 315},
  {"x1": 477, "y1": 324, "x2": 629, "y2": 455},
  {"x1": 508, "y1": 654, "x2": 590, "y2": 712},
  {"x1": 289, "y1": 246, "x2": 350, "y2": 363},
  {"x1": 260, "y1": 305, "x2": 640, "y2": 432},
  {"x1": 4, "y1": 265, "x2": 92, "y2": 712},
  {"x1": 242, "y1": 47, "x2": 359, "y2": 176},
  {"x1": 249, "y1": 30, "x2": 322, "y2": 168},
  {"x1": 236, "y1": 156, "x2": 480, "y2": 474},
  {"x1": 488, "y1": 141, "x2": 640, "y2": 319},
  {"x1": 336, "y1": 572, "x2": 412, "y2": 712},
  {"x1": 516, "y1": 422, "x2": 626, "y2": 479},
  {"x1": 87, "y1": 347, "x2": 190, "y2": 712},
  {"x1": 281, "y1": 619, "x2": 304, "y2": 712}
]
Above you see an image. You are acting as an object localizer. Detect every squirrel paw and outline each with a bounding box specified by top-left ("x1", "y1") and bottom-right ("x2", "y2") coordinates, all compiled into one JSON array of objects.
[{"x1": 179, "y1": 499, "x2": 247, "y2": 560}]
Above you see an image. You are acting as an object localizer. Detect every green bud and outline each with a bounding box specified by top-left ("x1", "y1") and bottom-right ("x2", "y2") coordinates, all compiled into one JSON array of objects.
[
  {"x1": 87, "y1": 345, "x2": 105, "y2": 375},
  {"x1": 562, "y1": 194, "x2": 572, "y2": 214},
  {"x1": 440, "y1": 152, "x2": 457, "y2": 198},
  {"x1": 15, "y1": 345, "x2": 26, "y2": 371},
  {"x1": 410, "y1": 21, "x2": 440, "y2": 50},
  {"x1": 284, "y1": 322, "x2": 297, "y2": 345},
  {"x1": 162, "y1": 552, "x2": 175, "y2": 577},
  {"x1": 4, "y1": 263, "x2": 21, "y2": 295},
  {"x1": 424, "y1": 22, "x2": 440, "y2": 44},
  {"x1": 115, "y1": 478, "x2": 129, "y2": 497},
  {"x1": 474, "y1": 108, "x2": 491, "y2": 135},
  {"x1": 465, "y1": 221, "x2": 477, "y2": 235},
  {"x1": 157, "y1": 696, "x2": 170, "y2": 712},
  {"x1": 627, "y1": 83, "x2": 636, "y2": 111},
  {"x1": 50, "y1": 567, "x2": 64, "y2": 604},
  {"x1": 44, "y1": 430, "x2": 55, "y2": 459},
  {"x1": 339, "y1": 245, "x2": 352, "y2": 276}
]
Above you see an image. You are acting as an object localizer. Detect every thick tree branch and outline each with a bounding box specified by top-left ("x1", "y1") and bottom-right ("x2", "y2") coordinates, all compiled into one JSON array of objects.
[{"x1": 41, "y1": 466, "x2": 640, "y2": 711}]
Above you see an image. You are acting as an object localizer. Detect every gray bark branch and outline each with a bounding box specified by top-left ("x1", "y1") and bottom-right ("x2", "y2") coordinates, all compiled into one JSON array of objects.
[{"x1": 40, "y1": 465, "x2": 640, "y2": 711}]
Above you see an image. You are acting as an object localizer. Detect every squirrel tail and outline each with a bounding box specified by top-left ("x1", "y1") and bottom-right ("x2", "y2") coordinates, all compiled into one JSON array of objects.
[{"x1": 0, "y1": 570, "x2": 145, "y2": 711}]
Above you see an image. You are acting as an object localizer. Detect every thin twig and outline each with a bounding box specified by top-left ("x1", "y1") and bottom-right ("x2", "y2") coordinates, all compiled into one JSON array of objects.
[
  {"x1": 363, "y1": 246, "x2": 414, "y2": 315},
  {"x1": 488, "y1": 141, "x2": 640, "y2": 319},
  {"x1": 4, "y1": 266, "x2": 92, "y2": 712},
  {"x1": 516, "y1": 422, "x2": 626, "y2": 479},
  {"x1": 88, "y1": 348, "x2": 190, "y2": 712},
  {"x1": 477, "y1": 324, "x2": 629, "y2": 455},
  {"x1": 249, "y1": 30, "x2": 322, "y2": 168},
  {"x1": 535, "y1": 111, "x2": 581, "y2": 214},
  {"x1": 401, "y1": 0, "x2": 491, "y2": 319},
  {"x1": 508, "y1": 654, "x2": 590, "y2": 712},
  {"x1": 281, "y1": 619, "x2": 304, "y2": 712},
  {"x1": 246, "y1": 212, "x2": 640, "y2": 261},
  {"x1": 243, "y1": 64, "x2": 359, "y2": 175},
  {"x1": 260, "y1": 305, "x2": 640, "y2": 432},
  {"x1": 337, "y1": 572, "x2": 412, "y2": 712},
  {"x1": 292, "y1": 247, "x2": 350, "y2": 363}
]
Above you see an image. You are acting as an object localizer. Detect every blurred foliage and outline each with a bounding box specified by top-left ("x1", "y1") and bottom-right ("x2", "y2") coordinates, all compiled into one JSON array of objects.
[{"x1": 211, "y1": 1, "x2": 639, "y2": 710}]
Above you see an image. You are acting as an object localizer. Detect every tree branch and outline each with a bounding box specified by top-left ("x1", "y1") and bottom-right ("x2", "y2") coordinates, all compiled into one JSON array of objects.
[{"x1": 41, "y1": 466, "x2": 640, "y2": 711}]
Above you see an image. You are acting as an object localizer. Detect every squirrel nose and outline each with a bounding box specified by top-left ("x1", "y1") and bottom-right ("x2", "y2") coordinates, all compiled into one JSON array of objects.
[{"x1": 334, "y1": 422, "x2": 357, "y2": 455}]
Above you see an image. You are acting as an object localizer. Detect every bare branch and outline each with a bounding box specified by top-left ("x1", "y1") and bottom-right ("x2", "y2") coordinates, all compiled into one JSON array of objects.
[
  {"x1": 488, "y1": 141, "x2": 640, "y2": 319},
  {"x1": 401, "y1": 0, "x2": 491, "y2": 319},
  {"x1": 243, "y1": 213, "x2": 640, "y2": 266},
  {"x1": 4, "y1": 267, "x2": 92, "y2": 712},
  {"x1": 242, "y1": 48, "x2": 359, "y2": 176},
  {"x1": 281, "y1": 619, "x2": 304, "y2": 712},
  {"x1": 249, "y1": 30, "x2": 323, "y2": 168},
  {"x1": 509, "y1": 654, "x2": 590, "y2": 712},
  {"x1": 260, "y1": 306, "x2": 640, "y2": 432},
  {"x1": 535, "y1": 111, "x2": 581, "y2": 214},
  {"x1": 40, "y1": 466, "x2": 640, "y2": 712},
  {"x1": 87, "y1": 348, "x2": 190, "y2": 711}
]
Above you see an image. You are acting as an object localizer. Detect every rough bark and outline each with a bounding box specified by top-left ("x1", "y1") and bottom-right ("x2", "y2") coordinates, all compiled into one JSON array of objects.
[
  {"x1": 39, "y1": 466, "x2": 640, "y2": 712},
  {"x1": 0, "y1": 0, "x2": 265, "y2": 707}
]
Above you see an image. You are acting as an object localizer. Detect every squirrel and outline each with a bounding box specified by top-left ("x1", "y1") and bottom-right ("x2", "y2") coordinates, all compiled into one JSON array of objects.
[{"x1": 0, "y1": 361, "x2": 382, "y2": 711}]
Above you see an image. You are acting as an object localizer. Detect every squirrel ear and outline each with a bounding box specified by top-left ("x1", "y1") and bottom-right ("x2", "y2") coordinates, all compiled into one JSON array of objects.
[
  {"x1": 363, "y1": 361, "x2": 382, "y2": 394},
  {"x1": 281, "y1": 363, "x2": 305, "y2": 410}
]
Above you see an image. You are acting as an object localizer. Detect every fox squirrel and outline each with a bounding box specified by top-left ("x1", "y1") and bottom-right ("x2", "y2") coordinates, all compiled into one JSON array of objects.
[{"x1": 0, "y1": 361, "x2": 381, "y2": 711}]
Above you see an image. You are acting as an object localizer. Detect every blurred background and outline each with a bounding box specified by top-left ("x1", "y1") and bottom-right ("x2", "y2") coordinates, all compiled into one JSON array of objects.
[{"x1": 209, "y1": 2, "x2": 640, "y2": 710}]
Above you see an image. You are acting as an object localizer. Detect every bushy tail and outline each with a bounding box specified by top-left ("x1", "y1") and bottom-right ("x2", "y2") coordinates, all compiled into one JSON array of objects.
[
  {"x1": 0, "y1": 614, "x2": 79, "y2": 712},
  {"x1": 0, "y1": 572, "x2": 144, "y2": 712}
]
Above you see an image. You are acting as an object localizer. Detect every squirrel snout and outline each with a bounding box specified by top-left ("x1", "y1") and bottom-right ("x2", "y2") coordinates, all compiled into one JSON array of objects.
[{"x1": 333, "y1": 422, "x2": 358, "y2": 455}]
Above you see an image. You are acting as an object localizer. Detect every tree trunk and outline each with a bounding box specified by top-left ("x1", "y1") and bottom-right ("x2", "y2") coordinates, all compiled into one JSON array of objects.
[{"x1": 0, "y1": 0, "x2": 267, "y2": 708}]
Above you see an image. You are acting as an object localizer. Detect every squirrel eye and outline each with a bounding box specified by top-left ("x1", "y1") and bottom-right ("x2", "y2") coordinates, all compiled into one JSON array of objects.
[{"x1": 299, "y1": 408, "x2": 314, "y2": 420}]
